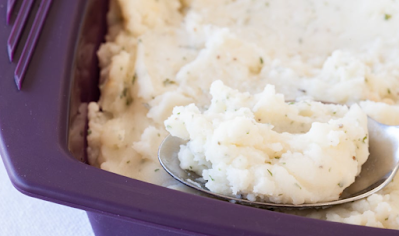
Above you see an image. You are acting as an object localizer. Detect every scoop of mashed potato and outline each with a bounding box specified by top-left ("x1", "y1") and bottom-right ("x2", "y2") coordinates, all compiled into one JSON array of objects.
[{"x1": 165, "y1": 81, "x2": 369, "y2": 204}]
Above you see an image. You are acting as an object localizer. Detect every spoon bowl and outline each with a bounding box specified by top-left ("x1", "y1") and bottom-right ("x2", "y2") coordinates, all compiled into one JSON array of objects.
[{"x1": 158, "y1": 117, "x2": 399, "y2": 209}]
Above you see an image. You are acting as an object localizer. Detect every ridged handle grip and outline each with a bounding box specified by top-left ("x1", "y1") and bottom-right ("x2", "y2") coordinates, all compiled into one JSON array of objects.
[{"x1": 6, "y1": 0, "x2": 53, "y2": 90}]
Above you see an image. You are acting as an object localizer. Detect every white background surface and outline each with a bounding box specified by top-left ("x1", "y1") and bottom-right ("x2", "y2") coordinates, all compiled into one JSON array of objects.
[{"x1": 0, "y1": 156, "x2": 94, "y2": 236}]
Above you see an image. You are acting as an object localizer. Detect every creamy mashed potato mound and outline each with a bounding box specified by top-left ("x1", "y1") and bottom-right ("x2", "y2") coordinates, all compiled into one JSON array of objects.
[
  {"x1": 165, "y1": 80, "x2": 369, "y2": 204},
  {"x1": 88, "y1": 0, "x2": 399, "y2": 229}
]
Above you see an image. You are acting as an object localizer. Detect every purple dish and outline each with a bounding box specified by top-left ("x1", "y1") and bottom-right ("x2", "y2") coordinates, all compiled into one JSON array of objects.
[{"x1": 0, "y1": 1, "x2": 398, "y2": 235}]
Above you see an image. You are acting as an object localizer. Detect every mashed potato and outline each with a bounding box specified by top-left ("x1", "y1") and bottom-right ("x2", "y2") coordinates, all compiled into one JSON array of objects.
[
  {"x1": 88, "y1": 0, "x2": 399, "y2": 229},
  {"x1": 165, "y1": 80, "x2": 369, "y2": 204}
]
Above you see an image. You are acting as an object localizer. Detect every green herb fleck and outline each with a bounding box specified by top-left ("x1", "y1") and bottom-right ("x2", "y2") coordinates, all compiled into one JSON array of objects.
[
  {"x1": 177, "y1": 112, "x2": 180, "y2": 115},
  {"x1": 163, "y1": 79, "x2": 176, "y2": 86},
  {"x1": 126, "y1": 97, "x2": 133, "y2": 106},
  {"x1": 166, "y1": 125, "x2": 172, "y2": 129},
  {"x1": 155, "y1": 169, "x2": 160, "y2": 172},
  {"x1": 209, "y1": 175, "x2": 215, "y2": 181},
  {"x1": 260, "y1": 57, "x2": 264, "y2": 64},
  {"x1": 120, "y1": 88, "x2": 128, "y2": 98},
  {"x1": 157, "y1": 133, "x2": 160, "y2": 137},
  {"x1": 362, "y1": 135, "x2": 368, "y2": 143},
  {"x1": 126, "y1": 160, "x2": 130, "y2": 164},
  {"x1": 132, "y1": 74, "x2": 137, "y2": 84},
  {"x1": 338, "y1": 182, "x2": 344, "y2": 188},
  {"x1": 87, "y1": 130, "x2": 92, "y2": 135},
  {"x1": 189, "y1": 166, "x2": 193, "y2": 169},
  {"x1": 295, "y1": 183, "x2": 302, "y2": 190},
  {"x1": 278, "y1": 193, "x2": 283, "y2": 196},
  {"x1": 388, "y1": 88, "x2": 391, "y2": 94},
  {"x1": 267, "y1": 169, "x2": 273, "y2": 176},
  {"x1": 274, "y1": 156, "x2": 280, "y2": 159},
  {"x1": 385, "y1": 14, "x2": 392, "y2": 20},
  {"x1": 385, "y1": 217, "x2": 389, "y2": 221}
]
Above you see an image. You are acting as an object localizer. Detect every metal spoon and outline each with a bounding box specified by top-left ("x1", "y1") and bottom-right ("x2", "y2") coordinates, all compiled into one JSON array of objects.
[{"x1": 158, "y1": 117, "x2": 399, "y2": 209}]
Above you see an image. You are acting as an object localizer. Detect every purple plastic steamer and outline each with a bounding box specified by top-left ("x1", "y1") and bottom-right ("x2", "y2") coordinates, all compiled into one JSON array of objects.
[{"x1": 0, "y1": 0, "x2": 398, "y2": 235}]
